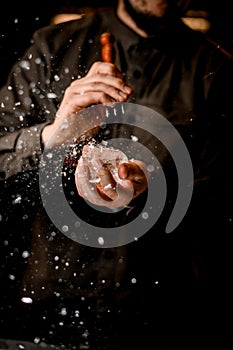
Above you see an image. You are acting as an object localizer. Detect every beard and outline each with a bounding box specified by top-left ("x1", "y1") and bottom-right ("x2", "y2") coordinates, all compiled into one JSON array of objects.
[{"x1": 123, "y1": 0, "x2": 180, "y2": 35}]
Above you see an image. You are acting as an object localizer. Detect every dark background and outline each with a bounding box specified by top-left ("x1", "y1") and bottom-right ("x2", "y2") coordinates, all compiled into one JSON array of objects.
[
  {"x1": 0, "y1": 1, "x2": 116, "y2": 86},
  {"x1": 0, "y1": 0, "x2": 233, "y2": 87}
]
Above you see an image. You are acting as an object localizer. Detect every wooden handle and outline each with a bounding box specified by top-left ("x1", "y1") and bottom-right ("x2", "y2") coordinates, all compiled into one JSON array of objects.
[{"x1": 100, "y1": 32, "x2": 116, "y2": 63}]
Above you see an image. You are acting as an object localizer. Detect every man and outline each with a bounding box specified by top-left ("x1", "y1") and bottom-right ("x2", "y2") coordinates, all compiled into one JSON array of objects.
[{"x1": 0, "y1": 1, "x2": 232, "y2": 349}]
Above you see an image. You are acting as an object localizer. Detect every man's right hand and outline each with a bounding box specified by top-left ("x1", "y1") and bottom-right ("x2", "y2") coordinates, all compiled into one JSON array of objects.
[{"x1": 42, "y1": 61, "x2": 133, "y2": 147}]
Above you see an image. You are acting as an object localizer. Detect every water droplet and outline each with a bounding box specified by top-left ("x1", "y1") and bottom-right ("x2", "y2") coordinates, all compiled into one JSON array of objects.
[
  {"x1": 98, "y1": 237, "x2": 104, "y2": 245},
  {"x1": 62, "y1": 225, "x2": 69, "y2": 232},
  {"x1": 142, "y1": 212, "x2": 149, "y2": 219},
  {"x1": 21, "y1": 296, "x2": 33, "y2": 304}
]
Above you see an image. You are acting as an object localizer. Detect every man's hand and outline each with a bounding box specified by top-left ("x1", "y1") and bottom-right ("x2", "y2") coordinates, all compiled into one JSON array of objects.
[
  {"x1": 42, "y1": 61, "x2": 133, "y2": 146},
  {"x1": 75, "y1": 145, "x2": 150, "y2": 209}
]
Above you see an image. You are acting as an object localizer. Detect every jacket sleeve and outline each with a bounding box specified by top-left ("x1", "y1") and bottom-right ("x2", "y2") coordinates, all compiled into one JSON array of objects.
[
  {"x1": 0, "y1": 28, "x2": 59, "y2": 181},
  {"x1": 0, "y1": 122, "x2": 49, "y2": 180}
]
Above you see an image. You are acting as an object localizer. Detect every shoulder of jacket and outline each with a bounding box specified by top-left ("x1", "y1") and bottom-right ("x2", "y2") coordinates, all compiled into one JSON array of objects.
[
  {"x1": 32, "y1": 11, "x2": 101, "y2": 42},
  {"x1": 32, "y1": 7, "x2": 114, "y2": 40}
]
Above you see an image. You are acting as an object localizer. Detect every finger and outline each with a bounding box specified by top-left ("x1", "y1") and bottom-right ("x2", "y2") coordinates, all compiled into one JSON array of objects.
[
  {"x1": 71, "y1": 77, "x2": 132, "y2": 101},
  {"x1": 96, "y1": 164, "x2": 117, "y2": 201},
  {"x1": 95, "y1": 176, "x2": 134, "y2": 208},
  {"x1": 62, "y1": 91, "x2": 118, "y2": 116},
  {"x1": 87, "y1": 61, "x2": 123, "y2": 78},
  {"x1": 75, "y1": 157, "x2": 91, "y2": 198},
  {"x1": 75, "y1": 158, "x2": 109, "y2": 206},
  {"x1": 72, "y1": 85, "x2": 129, "y2": 103},
  {"x1": 118, "y1": 160, "x2": 149, "y2": 198},
  {"x1": 118, "y1": 161, "x2": 144, "y2": 182}
]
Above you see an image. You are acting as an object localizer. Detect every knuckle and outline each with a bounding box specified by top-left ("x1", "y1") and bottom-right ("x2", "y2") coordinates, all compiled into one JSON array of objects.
[
  {"x1": 70, "y1": 79, "x2": 77, "y2": 87},
  {"x1": 90, "y1": 81, "x2": 98, "y2": 88},
  {"x1": 99, "y1": 92, "x2": 108, "y2": 100},
  {"x1": 91, "y1": 61, "x2": 102, "y2": 71}
]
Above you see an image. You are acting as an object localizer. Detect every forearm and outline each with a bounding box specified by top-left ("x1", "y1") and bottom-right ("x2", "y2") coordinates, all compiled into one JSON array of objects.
[{"x1": 0, "y1": 122, "x2": 49, "y2": 180}]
